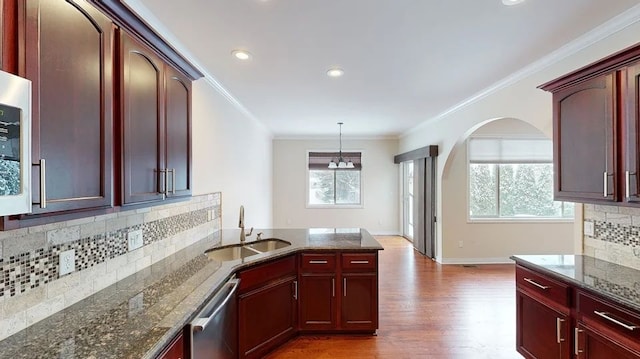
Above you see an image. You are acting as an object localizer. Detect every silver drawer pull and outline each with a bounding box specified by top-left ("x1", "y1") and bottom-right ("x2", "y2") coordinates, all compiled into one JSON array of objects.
[
  {"x1": 309, "y1": 260, "x2": 328, "y2": 264},
  {"x1": 523, "y1": 277, "x2": 550, "y2": 290},
  {"x1": 594, "y1": 311, "x2": 639, "y2": 331},
  {"x1": 350, "y1": 260, "x2": 369, "y2": 264}
]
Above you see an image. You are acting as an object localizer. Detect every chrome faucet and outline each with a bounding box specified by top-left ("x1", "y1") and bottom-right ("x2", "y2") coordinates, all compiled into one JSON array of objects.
[{"x1": 239, "y1": 205, "x2": 253, "y2": 243}]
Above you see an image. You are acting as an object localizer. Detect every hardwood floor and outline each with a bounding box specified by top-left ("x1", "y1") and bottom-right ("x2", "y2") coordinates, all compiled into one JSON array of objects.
[{"x1": 266, "y1": 236, "x2": 521, "y2": 359}]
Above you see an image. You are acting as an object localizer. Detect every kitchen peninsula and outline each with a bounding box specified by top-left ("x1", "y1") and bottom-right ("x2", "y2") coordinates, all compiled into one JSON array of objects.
[{"x1": 0, "y1": 228, "x2": 383, "y2": 359}]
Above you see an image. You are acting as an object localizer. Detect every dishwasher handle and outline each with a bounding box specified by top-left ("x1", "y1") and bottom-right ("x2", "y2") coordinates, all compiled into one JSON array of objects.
[{"x1": 191, "y1": 278, "x2": 240, "y2": 332}]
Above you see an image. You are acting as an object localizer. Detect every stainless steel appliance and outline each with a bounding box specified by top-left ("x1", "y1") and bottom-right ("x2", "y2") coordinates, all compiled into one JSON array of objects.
[
  {"x1": 190, "y1": 277, "x2": 240, "y2": 359},
  {"x1": 0, "y1": 70, "x2": 31, "y2": 216}
]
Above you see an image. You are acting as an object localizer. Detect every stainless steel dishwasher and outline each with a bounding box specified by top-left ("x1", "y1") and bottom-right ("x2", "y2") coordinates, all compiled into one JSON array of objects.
[{"x1": 189, "y1": 277, "x2": 240, "y2": 359}]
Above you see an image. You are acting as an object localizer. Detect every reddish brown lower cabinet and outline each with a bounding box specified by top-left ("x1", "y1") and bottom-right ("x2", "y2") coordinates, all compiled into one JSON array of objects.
[
  {"x1": 516, "y1": 289, "x2": 571, "y2": 359},
  {"x1": 298, "y1": 251, "x2": 378, "y2": 333},
  {"x1": 299, "y1": 253, "x2": 338, "y2": 331},
  {"x1": 157, "y1": 331, "x2": 184, "y2": 359},
  {"x1": 515, "y1": 263, "x2": 640, "y2": 359},
  {"x1": 341, "y1": 273, "x2": 378, "y2": 330},
  {"x1": 237, "y1": 256, "x2": 298, "y2": 358},
  {"x1": 575, "y1": 323, "x2": 640, "y2": 359}
]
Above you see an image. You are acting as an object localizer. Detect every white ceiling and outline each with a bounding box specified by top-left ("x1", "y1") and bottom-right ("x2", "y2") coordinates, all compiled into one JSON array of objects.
[{"x1": 132, "y1": 0, "x2": 640, "y2": 138}]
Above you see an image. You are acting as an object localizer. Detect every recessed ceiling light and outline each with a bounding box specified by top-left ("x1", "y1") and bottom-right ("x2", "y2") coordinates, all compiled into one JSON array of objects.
[
  {"x1": 231, "y1": 50, "x2": 252, "y2": 60},
  {"x1": 327, "y1": 67, "x2": 344, "y2": 77},
  {"x1": 502, "y1": 0, "x2": 525, "y2": 5}
]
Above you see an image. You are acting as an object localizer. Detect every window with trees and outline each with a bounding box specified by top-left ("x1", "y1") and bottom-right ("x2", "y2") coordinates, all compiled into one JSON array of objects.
[
  {"x1": 308, "y1": 151, "x2": 362, "y2": 206},
  {"x1": 468, "y1": 137, "x2": 573, "y2": 220}
]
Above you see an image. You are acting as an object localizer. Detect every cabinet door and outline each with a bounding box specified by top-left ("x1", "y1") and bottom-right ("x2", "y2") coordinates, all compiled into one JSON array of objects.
[
  {"x1": 24, "y1": 0, "x2": 114, "y2": 213},
  {"x1": 164, "y1": 65, "x2": 191, "y2": 198},
  {"x1": 516, "y1": 290, "x2": 570, "y2": 359},
  {"x1": 299, "y1": 273, "x2": 337, "y2": 331},
  {"x1": 238, "y1": 277, "x2": 297, "y2": 359},
  {"x1": 576, "y1": 323, "x2": 640, "y2": 359},
  {"x1": 553, "y1": 73, "x2": 617, "y2": 203},
  {"x1": 625, "y1": 64, "x2": 640, "y2": 204},
  {"x1": 158, "y1": 331, "x2": 184, "y2": 359},
  {"x1": 341, "y1": 273, "x2": 378, "y2": 331},
  {"x1": 120, "y1": 32, "x2": 165, "y2": 204}
]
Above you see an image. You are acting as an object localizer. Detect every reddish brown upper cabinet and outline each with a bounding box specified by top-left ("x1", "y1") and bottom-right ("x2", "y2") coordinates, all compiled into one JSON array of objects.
[
  {"x1": 540, "y1": 43, "x2": 640, "y2": 206},
  {"x1": 550, "y1": 74, "x2": 618, "y2": 203},
  {"x1": 119, "y1": 32, "x2": 192, "y2": 206},
  {"x1": 23, "y1": 0, "x2": 115, "y2": 214}
]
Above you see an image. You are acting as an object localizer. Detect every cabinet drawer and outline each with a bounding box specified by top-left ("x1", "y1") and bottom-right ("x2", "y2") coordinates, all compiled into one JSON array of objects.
[
  {"x1": 516, "y1": 265, "x2": 569, "y2": 307},
  {"x1": 577, "y1": 290, "x2": 640, "y2": 343},
  {"x1": 238, "y1": 255, "x2": 296, "y2": 292},
  {"x1": 341, "y1": 253, "x2": 376, "y2": 271},
  {"x1": 300, "y1": 253, "x2": 337, "y2": 272}
]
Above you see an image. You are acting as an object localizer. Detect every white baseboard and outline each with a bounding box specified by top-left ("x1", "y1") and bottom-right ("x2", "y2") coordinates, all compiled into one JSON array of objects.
[
  {"x1": 369, "y1": 231, "x2": 402, "y2": 236},
  {"x1": 439, "y1": 257, "x2": 514, "y2": 265}
]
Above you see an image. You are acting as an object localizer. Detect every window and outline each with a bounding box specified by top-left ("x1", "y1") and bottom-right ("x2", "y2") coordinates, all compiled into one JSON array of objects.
[
  {"x1": 308, "y1": 152, "x2": 362, "y2": 206},
  {"x1": 468, "y1": 137, "x2": 574, "y2": 220}
]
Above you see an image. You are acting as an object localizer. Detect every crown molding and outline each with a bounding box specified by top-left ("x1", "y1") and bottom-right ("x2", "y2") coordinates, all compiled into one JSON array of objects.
[
  {"x1": 401, "y1": 3, "x2": 640, "y2": 138},
  {"x1": 122, "y1": 0, "x2": 271, "y2": 135}
]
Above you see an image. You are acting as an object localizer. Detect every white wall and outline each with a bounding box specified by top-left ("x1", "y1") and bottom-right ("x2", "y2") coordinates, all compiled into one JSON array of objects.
[
  {"x1": 399, "y1": 19, "x2": 640, "y2": 261},
  {"x1": 440, "y1": 119, "x2": 574, "y2": 264},
  {"x1": 191, "y1": 79, "x2": 273, "y2": 228},
  {"x1": 272, "y1": 139, "x2": 399, "y2": 234}
]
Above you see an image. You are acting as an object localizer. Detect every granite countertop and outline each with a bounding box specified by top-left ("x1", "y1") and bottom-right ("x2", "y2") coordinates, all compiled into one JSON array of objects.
[
  {"x1": 0, "y1": 228, "x2": 383, "y2": 359},
  {"x1": 512, "y1": 254, "x2": 640, "y2": 312}
]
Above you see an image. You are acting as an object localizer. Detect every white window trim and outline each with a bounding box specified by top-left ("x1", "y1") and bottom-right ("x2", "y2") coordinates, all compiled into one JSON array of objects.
[
  {"x1": 306, "y1": 149, "x2": 365, "y2": 209},
  {"x1": 465, "y1": 136, "x2": 574, "y2": 223}
]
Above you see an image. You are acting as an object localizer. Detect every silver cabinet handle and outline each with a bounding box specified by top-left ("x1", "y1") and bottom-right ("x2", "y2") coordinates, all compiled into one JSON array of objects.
[
  {"x1": 626, "y1": 171, "x2": 631, "y2": 199},
  {"x1": 594, "y1": 311, "x2": 639, "y2": 331},
  {"x1": 168, "y1": 168, "x2": 176, "y2": 194},
  {"x1": 556, "y1": 318, "x2": 565, "y2": 343},
  {"x1": 574, "y1": 327, "x2": 583, "y2": 355},
  {"x1": 309, "y1": 260, "x2": 328, "y2": 264},
  {"x1": 158, "y1": 168, "x2": 167, "y2": 195},
  {"x1": 350, "y1": 260, "x2": 369, "y2": 264},
  {"x1": 626, "y1": 171, "x2": 637, "y2": 199},
  {"x1": 293, "y1": 280, "x2": 298, "y2": 300},
  {"x1": 604, "y1": 171, "x2": 608, "y2": 197},
  {"x1": 191, "y1": 278, "x2": 240, "y2": 332},
  {"x1": 343, "y1": 278, "x2": 347, "y2": 297},
  {"x1": 331, "y1": 278, "x2": 335, "y2": 297},
  {"x1": 523, "y1": 277, "x2": 549, "y2": 290},
  {"x1": 39, "y1": 159, "x2": 46, "y2": 209}
]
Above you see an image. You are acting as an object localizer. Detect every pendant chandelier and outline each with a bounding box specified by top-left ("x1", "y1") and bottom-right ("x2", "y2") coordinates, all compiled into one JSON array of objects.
[{"x1": 328, "y1": 122, "x2": 354, "y2": 169}]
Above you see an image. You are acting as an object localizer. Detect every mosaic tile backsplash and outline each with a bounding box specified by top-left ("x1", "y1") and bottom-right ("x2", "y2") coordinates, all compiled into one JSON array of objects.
[
  {"x1": 0, "y1": 192, "x2": 222, "y2": 340},
  {"x1": 583, "y1": 204, "x2": 640, "y2": 271}
]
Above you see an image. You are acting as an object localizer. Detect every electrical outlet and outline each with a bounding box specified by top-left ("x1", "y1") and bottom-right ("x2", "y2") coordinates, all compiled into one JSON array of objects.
[
  {"x1": 127, "y1": 229, "x2": 143, "y2": 251},
  {"x1": 207, "y1": 209, "x2": 213, "y2": 221},
  {"x1": 584, "y1": 221, "x2": 595, "y2": 237},
  {"x1": 59, "y1": 249, "x2": 75, "y2": 276},
  {"x1": 458, "y1": 240, "x2": 464, "y2": 248}
]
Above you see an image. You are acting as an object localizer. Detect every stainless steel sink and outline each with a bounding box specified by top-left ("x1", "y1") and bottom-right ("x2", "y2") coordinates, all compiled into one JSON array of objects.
[
  {"x1": 205, "y1": 239, "x2": 291, "y2": 262},
  {"x1": 205, "y1": 245, "x2": 260, "y2": 261},
  {"x1": 243, "y1": 239, "x2": 291, "y2": 252}
]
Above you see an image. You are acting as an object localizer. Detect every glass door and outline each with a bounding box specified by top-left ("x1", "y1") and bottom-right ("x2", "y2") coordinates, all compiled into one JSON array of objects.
[{"x1": 403, "y1": 161, "x2": 414, "y2": 240}]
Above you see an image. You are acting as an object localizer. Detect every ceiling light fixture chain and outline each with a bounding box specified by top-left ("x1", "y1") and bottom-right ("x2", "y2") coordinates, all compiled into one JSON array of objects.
[{"x1": 328, "y1": 122, "x2": 354, "y2": 169}]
